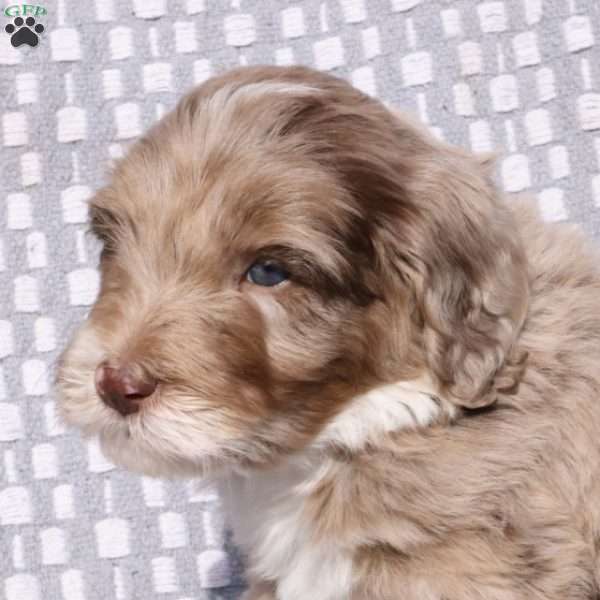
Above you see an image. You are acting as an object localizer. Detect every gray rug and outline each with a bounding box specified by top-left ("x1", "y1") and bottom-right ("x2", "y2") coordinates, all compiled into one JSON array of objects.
[{"x1": 1, "y1": 1, "x2": 599, "y2": 599}]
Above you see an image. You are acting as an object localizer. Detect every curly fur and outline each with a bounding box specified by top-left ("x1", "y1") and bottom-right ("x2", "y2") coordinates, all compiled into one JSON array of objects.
[{"x1": 57, "y1": 66, "x2": 600, "y2": 600}]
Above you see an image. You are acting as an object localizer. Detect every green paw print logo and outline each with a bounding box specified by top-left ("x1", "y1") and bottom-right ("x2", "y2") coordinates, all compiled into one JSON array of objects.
[{"x1": 3, "y1": 4, "x2": 47, "y2": 48}]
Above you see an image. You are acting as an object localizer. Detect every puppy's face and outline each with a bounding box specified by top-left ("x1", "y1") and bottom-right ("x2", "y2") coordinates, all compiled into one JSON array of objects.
[{"x1": 57, "y1": 66, "x2": 528, "y2": 477}]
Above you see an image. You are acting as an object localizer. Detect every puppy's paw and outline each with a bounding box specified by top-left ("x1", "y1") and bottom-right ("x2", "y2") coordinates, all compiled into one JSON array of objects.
[{"x1": 242, "y1": 582, "x2": 277, "y2": 600}]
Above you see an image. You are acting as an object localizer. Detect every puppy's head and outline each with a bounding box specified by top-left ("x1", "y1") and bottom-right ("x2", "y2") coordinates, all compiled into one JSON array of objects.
[{"x1": 57, "y1": 66, "x2": 528, "y2": 477}]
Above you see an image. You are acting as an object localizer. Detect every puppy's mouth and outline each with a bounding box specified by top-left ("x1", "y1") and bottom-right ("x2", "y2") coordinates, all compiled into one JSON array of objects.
[
  {"x1": 56, "y1": 326, "x2": 276, "y2": 478},
  {"x1": 57, "y1": 355, "x2": 233, "y2": 478},
  {"x1": 64, "y1": 385, "x2": 231, "y2": 477}
]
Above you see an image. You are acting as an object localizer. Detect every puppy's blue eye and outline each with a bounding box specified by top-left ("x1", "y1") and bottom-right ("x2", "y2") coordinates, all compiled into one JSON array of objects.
[{"x1": 246, "y1": 261, "x2": 289, "y2": 287}]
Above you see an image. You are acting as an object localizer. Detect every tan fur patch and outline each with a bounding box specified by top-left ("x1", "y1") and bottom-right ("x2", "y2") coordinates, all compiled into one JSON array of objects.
[{"x1": 57, "y1": 66, "x2": 600, "y2": 599}]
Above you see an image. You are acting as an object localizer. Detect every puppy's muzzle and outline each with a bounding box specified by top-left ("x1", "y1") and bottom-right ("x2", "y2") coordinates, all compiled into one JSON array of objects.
[{"x1": 95, "y1": 362, "x2": 157, "y2": 416}]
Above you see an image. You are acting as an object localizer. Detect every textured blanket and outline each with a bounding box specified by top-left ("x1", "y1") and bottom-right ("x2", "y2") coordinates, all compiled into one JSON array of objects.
[{"x1": 1, "y1": 1, "x2": 599, "y2": 598}]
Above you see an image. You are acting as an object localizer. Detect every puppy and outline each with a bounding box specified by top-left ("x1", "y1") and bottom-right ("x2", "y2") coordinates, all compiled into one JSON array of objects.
[{"x1": 57, "y1": 66, "x2": 600, "y2": 600}]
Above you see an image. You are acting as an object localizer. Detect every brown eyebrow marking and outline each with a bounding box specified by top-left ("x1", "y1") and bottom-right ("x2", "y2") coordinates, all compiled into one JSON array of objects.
[
  {"x1": 253, "y1": 244, "x2": 377, "y2": 306},
  {"x1": 252, "y1": 244, "x2": 341, "y2": 283}
]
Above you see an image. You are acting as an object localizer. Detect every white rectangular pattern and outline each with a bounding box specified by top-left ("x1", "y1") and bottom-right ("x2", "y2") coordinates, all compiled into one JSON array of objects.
[{"x1": 0, "y1": 1, "x2": 599, "y2": 599}]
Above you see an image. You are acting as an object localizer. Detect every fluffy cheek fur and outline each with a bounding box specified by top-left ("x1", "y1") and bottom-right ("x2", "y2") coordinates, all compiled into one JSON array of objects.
[
  {"x1": 58, "y1": 64, "x2": 529, "y2": 484},
  {"x1": 58, "y1": 281, "x2": 266, "y2": 471},
  {"x1": 56, "y1": 273, "x2": 375, "y2": 477},
  {"x1": 246, "y1": 283, "x2": 374, "y2": 380}
]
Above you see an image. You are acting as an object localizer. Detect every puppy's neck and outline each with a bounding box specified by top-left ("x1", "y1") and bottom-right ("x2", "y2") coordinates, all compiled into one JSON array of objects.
[{"x1": 219, "y1": 376, "x2": 455, "y2": 599}]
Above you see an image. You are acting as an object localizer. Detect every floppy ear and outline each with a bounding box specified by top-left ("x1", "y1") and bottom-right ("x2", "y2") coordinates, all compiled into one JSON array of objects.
[{"x1": 384, "y1": 143, "x2": 529, "y2": 409}]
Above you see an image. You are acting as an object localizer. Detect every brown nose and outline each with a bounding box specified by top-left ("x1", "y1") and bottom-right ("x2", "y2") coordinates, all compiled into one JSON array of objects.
[{"x1": 95, "y1": 362, "x2": 157, "y2": 416}]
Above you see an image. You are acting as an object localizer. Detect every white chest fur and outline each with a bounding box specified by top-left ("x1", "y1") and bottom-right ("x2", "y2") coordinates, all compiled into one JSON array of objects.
[
  {"x1": 219, "y1": 459, "x2": 353, "y2": 600},
  {"x1": 218, "y1": 378, "x2": 448, "y2": 600}
]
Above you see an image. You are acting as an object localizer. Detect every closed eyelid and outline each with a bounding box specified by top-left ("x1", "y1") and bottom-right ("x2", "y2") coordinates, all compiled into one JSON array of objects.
[
  {"x1": 88, "y1": 203, "x2": 138, "y2": 245},
  {"x1": 89, "y1": 204, "x2": 119, "y2": 234},
  {"x1": 87, "y1": 204, "x2": 134, "y2": 264}
]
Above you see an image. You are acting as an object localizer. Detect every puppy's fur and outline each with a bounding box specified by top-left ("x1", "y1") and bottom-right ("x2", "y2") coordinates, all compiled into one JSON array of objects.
[{"x1": 57, "y1": 66, "x2": 600, "y2": 599}]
